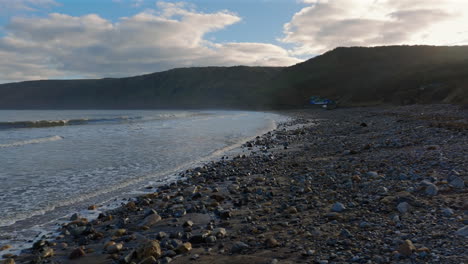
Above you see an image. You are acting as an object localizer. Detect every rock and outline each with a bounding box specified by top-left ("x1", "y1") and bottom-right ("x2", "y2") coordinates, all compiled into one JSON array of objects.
[
  {"x1": 141, "y1": 214, "x2": 162, "y2": 227},
  {"x1": 175, "y1": 242, "x2": 192, "y2": 254},
  {"x1": 449, "y1": 177, "x2": 465, "y2": 189},
  {"x1": 205, "y1": 236, "x2": 217, "y2": 244},
  {"x1": 70, "y1": 213, "x2": 80, "y2": 221},
  {"x1": 455, "y1": 226, "x2": 468, "y2": 237},
  {"x1": 104, "y1": 241, "x2": 116, "y2": 249},
  {"x1": 331, "y1": 202, "x2": 346, "y2": 212},
  {"x1": 213, "y1": 228, "x2": 227, "y2": 238},
  {"x1": 366, "y1": 171, "x2": 379, "y2": 178},
  {"x1": 136, "y1": 240, "x2": 162, "y2": 260},
  {"x1": 219, "y1": 211, "x2": 232, "y2": 219},
  {"x1": 41, "y1": 248, "x2": 54, "y2": 258},
  {"x1": 397, "y1": 202, "x2": 410, "y2": 214},
  {"x1": 114, "y1": 229, "x2": 127, "y2": 237},
  {"x1": 183, "y1": 220, "x2": 193, "y2": 227},
  {"x1": 231, "y1": 241, "x2": 249, "y2": 253},
  {"x1": 424, "y1": 183, "x2": 438, "y2": 196},
  {"x1": 107, "y1": 243, "x2": 123, "y2": 254},
  {"x1": 287, "y1": 207, "x2": 298, "y2": 214},
  {"x1": 2, "y1": 259, "x2": 14, "y2": 264},
  {"x1": 398, "y1": 240, "x2": 416, "y2": 256},
  {"x1": 88, "y1": 205, "x2": 97, "y2": 210},
  {"x1": 442, "y1": 208, "x2": 454, "y2": 216},
  {"x1": 138, "y1": 256, "x2": 158, "y2": 264},
  {"x1": 190, "y1": 254, "x2": 200, "y2": 260},
  {"x1": 69, "y1": 248, "x2": 86, "y2": 259},
  {"x1": 265, "y1": 237, "x2": 280, "y2": 248},
  {"x1": 339, "y1": 229, "x2": 352, "y2": 237},
  {"x1": 0, "y1": 245, "x2": 11, "y2": 251},
  {"x1": 159, "y1": 257, "x2": 172, "y2": 264}
]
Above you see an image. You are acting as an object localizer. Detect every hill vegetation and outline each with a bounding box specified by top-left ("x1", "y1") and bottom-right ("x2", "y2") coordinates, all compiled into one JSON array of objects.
[{"x1": 0, "y1": 45, "x2": 467, "y2": 109}]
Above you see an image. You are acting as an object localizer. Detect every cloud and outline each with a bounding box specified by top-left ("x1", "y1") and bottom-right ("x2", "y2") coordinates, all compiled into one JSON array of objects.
[
  {"x1": 0, "y1": 1, "x2": 301, "y2": 83},
  {"x1": 0, "y1": 0, "x2": 59, "y2": 12},
  {"x1": 282, "y1": 0, "x2": 468, "y2": 55}
]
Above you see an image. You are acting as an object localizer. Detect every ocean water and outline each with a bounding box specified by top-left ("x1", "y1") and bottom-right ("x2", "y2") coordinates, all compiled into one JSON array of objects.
[{"x1": 0, "y1": 110, "x2": 284, "y2": 254}]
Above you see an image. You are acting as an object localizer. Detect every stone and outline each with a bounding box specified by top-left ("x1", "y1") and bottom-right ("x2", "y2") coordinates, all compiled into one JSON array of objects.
[
  {"x1": 70, "y1": 213, "x2": 80, "y2": 221},
  {"x1": 449, "y1": 177, "x2": 465, "y2": 189},
  {"x1": 138, "y1": 256, "x2": 158, "y2": 264},
  {"x1": 397, "y1": 202, "x2": 410, "y2": 214},
  {"x1": 107, "y1": 243, "x2": 123, "y2": 254},
  {"x1": 141, "y1": 214, "x2": 162, "y2": 227},
  {"x1": 136, "y1": 240, "x2": 162, "y2": 260},
  {"x1": 88, "y1": 205, "x2": 97, "y2": 210},
  {"x1": 339, "y1": 229, "x2": 352, "y2": 237},
  {"x1": 455, "y1": 226, "x2": 468, "y2": 237},
  {"x1": 114, "y1": 229, "x2": 127, "y2": 237},
  {"x1": 398, "y1": 240, "x2": 416, "y2": 256},
  {"x1": 69, "y1": 248, "x2": 86, "y2": 259},
  {"x1": 183, "y1": 220, "x2": 193, "y2": 227},
  {"x1": 442, "y1": 208, "x2": 454, "y2": 216},
  {"x1": 424, "y1": 183, "x2": 438, "y2": 196},
  {"x1": 331, "y1": 202, "x2": 346, "y2": 212},
  {"x1": 41, "y1": 248, "x2": 54, "y2": 258},
  {"x1": 265, "y1": 237, "x2": 280, "y2": 248},
  {"x1": 175, "y1": 242, "x2": 192, "y2": 254},
  {"x1": 366, "y1": 171, "x2": 379, "y2": 178},
  {"x1": 2, "y1": 259, "x2": 14, "y2": 264},
  {"x1": 213, "y1": 228, "x2": 227, "y2": 238},
  {"x1": 0, "y1": 245, "x2": 11, "y2": 251},
  {"x1": 231, "y1": 241, "x2": 249, "y2": 253},
  {"x1": 205, "y1": 236, "x2": 217, "y2": 244},
  {"x1": 159, "y1": 257, "x2": 172, "y2": 264}
]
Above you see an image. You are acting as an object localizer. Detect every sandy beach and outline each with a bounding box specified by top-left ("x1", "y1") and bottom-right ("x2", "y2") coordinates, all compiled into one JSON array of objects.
[{"x1": 4, "y1": 104, "x2": 467, "y2": 264}]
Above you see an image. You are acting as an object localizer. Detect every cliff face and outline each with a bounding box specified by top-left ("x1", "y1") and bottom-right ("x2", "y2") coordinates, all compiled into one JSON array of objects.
[{"x1": 1, "y1": 45, "x2": 467, "y2": 109}]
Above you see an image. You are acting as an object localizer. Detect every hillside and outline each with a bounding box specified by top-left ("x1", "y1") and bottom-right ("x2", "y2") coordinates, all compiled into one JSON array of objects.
[
  {"x1": 269, "y1": 45, "x2": 468, "y2": 107},
  {"x1": 0, "y1": 66, "x2": 282, "y2": 109},
  {"x1": 0, "y1": 45, "x2": 467, "y2": 109}
]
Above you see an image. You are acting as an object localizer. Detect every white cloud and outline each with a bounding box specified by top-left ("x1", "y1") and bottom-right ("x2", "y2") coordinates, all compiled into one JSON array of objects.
[
  {"x1": 282, "y1": 0, "x2": 468, "y2": 55},
  {"x1": 0, "y1": 1, "x2": 301, "y2": 83},
  {"x1": 0, "y1": 0, "x2": 59, "y2": 12}
]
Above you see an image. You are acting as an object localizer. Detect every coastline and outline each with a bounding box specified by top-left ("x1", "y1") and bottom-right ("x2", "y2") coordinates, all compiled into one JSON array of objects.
[{"x1": 4, "y1": 105, "x2": 468, "y2": 263}]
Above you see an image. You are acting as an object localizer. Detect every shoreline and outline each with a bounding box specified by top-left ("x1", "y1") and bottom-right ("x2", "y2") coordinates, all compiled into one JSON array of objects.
[
  {"x1": 0, "y1": 112, "x2": 283, "y2": 259},
  {"x1": 3, "y1": 105, "x2": 467, "y2": 264}
]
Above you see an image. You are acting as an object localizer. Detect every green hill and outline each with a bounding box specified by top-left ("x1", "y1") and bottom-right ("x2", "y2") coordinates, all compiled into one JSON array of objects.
[{"x1": 0, "y1": 45, "x2": 467, "y2": 109}]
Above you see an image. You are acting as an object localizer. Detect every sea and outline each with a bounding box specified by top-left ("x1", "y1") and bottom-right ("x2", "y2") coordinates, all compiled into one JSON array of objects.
[{"x1": 0, "y1": 110, "x2": 285, "y2": 255}]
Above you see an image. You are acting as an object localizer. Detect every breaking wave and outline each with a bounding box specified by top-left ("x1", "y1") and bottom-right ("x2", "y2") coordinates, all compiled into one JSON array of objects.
[
  {"x1": 0, "y1": 135, "x2": 63, "y2": 148},
  {"x1": 0, "y1": 113, "x2": 203, "y2": 130}
]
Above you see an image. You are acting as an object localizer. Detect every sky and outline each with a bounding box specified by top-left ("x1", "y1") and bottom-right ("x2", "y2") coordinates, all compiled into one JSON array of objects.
[{"x1": 0, "y1": 0, "x2": 467, "y2": 83}]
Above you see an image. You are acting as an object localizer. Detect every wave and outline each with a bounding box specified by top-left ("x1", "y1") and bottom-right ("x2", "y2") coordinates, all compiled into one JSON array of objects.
[
  {"x1": 0, "y1": 135, "x2": 63, "y2": 148},
  {"x1": 0, "y1": 113, "x2": 204, "y2": 130}
]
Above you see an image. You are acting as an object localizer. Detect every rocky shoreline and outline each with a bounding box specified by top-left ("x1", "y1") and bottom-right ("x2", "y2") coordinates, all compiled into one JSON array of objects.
[{"x1": 3, "y1": 105, "x2": 467, "y2": 264}]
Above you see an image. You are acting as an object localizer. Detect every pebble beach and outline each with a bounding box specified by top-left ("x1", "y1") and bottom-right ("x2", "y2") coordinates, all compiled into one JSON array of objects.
[{"x1": 3, "y1": 104, "x2": 467, "y2": 264}]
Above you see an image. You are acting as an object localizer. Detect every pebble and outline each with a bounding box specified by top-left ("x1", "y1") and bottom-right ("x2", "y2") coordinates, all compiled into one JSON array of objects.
[
  {"x1": 69, "y1": 248, "x2": 86, "y2": 259},
  {"x1": 442, "y1": 208, "x2": 454, "y2": 216},
  {"x1": 107, "y1": 243, "x2": 123, "y2": 254},
  {"x1": 398, "y1": 240, "x2": 416, "y2": 256},
  {"x1": 136, "y1": 240, "x2": 162, "y2": 260},
  {"x1": 2, "y1": 259, "x2": 14, "y2": 264},
  {"x1": 231, "y1": 241, "x2": 249, "y2": 253},
  {"x1": 331, "y1": 202, "x2": 346, "y2": 212},
  {"x1": 265, "y1": 237, "x2": 280, "y2": 248},
  {"x1": 397, "y1": 202, "x2": 410, "y2": 214},
  {"x1": 455, "y1": 226, "x2": 468, "y2": 237},
  {"x1": 424, "y1": 183, "x2": 438, "y2": 196},
  {"x1": 449, "y1": 177, "x2": 465, "y2": 189}
]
